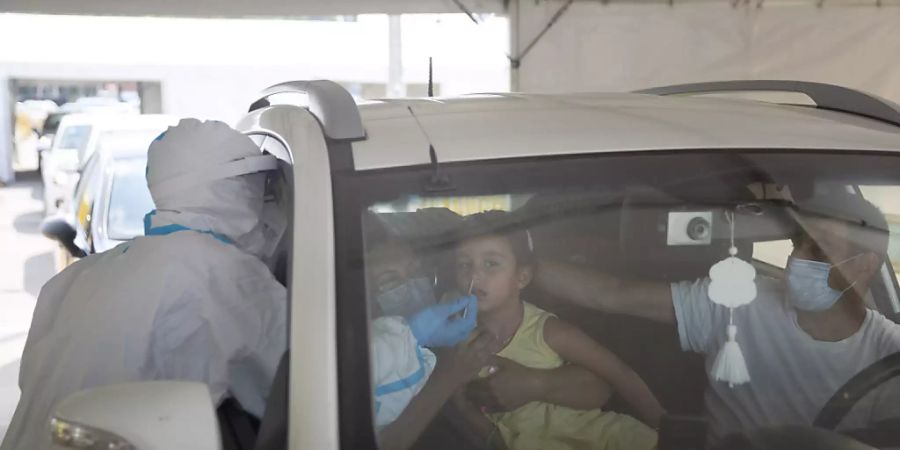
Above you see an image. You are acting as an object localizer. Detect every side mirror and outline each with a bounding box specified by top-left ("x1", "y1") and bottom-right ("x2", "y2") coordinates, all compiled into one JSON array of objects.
[
  {"x1": 37, "y1": 135, "x2": 53, "y2": 152},
  {"x1": 39, "y1": 215, "x2": 85, "y2": 258},
  {"x1": 51, "y1": 381, "x2": 222, "y2": 450}
]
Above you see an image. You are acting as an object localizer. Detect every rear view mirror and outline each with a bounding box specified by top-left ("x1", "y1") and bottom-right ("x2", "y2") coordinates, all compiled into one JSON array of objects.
[
  {"x1": 51, "y1": 381, "x2": 222, "y2": 450},
  {"x1": 39, "y1": 216, "x2": 85, "y2": 258}
]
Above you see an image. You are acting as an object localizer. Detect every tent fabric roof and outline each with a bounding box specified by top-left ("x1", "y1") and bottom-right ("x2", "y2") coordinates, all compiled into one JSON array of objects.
[{"x1": 1, "y1": 0, "x2": 503, "y2": 17}]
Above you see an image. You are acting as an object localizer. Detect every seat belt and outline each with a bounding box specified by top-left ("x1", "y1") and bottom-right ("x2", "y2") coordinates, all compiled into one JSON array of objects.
[
  {"x1": 254, "y1": 352, "x2": 289, "y2": 450},
  {"x1": 217, "y1": 397, "x2": 261, "y2": 450}
]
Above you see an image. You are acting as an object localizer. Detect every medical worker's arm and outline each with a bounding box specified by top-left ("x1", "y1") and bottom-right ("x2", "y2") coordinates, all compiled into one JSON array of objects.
[
  {"x1": 17, "y1": 254, "x2": 99, "y2": 386},
  {"x1": 452, "y1": 389, "x2": 508, "y2": 450},
  {"x1": 466, "y1": 357, "x2": 611, "y2": 412},
  {"x1": 378, "y1": 330, "x2": 498, "y2": 450},
  {"x1": 152, "y1": 262, "x2": 287, "y2": 418},
  {"x1": 543, "y1": 317, "x2": 665, "y2": 428},
  {"x1": 537, "y1": 260, "x2": 675, "y2": 324}
]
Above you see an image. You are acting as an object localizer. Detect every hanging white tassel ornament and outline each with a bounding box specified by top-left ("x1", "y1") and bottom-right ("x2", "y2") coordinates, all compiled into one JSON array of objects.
[
  {"x1": 706, "y1": 212, "x2": 756, "y2": 388},
  {"x1": 712, "y1": 323, "x2": 751, "y2": 387}
]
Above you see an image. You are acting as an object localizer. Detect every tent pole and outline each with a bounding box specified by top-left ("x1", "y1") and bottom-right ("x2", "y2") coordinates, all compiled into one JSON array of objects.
[{"x1": 508, "y1": 0, "x2": 520, "y2": 91}]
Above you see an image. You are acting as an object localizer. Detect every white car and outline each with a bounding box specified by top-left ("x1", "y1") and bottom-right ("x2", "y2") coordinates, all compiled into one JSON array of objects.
[
  {"x1": 40, "y1": 113, "x2": 176, "y2": 215},
  {"x1": 50, "y1": 80, "x2": 900, "y2": 450}
]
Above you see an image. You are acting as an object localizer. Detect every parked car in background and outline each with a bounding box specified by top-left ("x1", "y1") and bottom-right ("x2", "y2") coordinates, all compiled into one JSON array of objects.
[
  {"x1": 14, "y1": 100, "x2": 58, "y2": 170},
  {"x1": 13, "y1": 106, "x2": 40, "y2": 172},
  {"x1": 37, "y1": 111, "x2": 68, "y2": 155},
  {"x1": 41, "y1": 128, "x2": 159, "y2": 270},
  {"x1": 37, "y1": 98, "x2": 138, "y2": 160},
  {"x1": 59, "y1": 96, "x2": 138, "y2": 115},
  {"x1": 40, "y1": 113, "x2": 175, "y2": 215}
]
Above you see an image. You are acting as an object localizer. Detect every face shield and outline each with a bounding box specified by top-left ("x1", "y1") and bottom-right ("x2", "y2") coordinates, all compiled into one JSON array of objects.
[{"x1": 144, "y1": 119, "x2": 285, "y2": 260}]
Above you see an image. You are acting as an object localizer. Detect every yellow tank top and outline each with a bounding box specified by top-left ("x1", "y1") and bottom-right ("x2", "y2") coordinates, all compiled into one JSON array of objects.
[{"x1": 487, "y1": 302, "x2": 657, "y2": 450}]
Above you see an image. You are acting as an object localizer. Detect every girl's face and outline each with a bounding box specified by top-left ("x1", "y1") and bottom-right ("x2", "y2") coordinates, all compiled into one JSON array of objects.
[{"x1": 455, "y1": 235, "x2": 532, "y2": 313}]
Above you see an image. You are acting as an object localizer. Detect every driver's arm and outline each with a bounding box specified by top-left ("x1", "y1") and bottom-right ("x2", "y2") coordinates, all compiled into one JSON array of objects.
[
  {"x1": 534, "y1": 363, "x2": 612, "y2": 410},
  {"x1": 536, "y1": 260, "x2": 675, "y2": 324},
  {"x1": 467, "y1": 357, "x2": 612, "y2": 413}
]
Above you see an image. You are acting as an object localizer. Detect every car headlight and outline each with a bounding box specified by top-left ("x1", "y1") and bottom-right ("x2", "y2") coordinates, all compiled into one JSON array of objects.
[{"x1": 51, "y1": 417, "x2": 135, "y2": 450}]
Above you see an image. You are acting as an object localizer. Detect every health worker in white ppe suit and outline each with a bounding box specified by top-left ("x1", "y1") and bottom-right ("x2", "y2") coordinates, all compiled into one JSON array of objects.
[{"x1": 1, "y1": 118, "x2": 288, "y2": 450}]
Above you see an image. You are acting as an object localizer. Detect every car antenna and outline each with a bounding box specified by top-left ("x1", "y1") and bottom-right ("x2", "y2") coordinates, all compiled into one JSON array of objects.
[
  {"x1": 408, "y1": 104, "x2": 454, "y2": 192},
  {"x1": 428, "y1": 57, "x2": 434, "y2": 97}
]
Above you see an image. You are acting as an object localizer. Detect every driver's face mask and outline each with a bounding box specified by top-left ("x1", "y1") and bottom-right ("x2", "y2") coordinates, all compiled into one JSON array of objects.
[
  {"x1": 785, "y1": 254, "x2": 863, "y2": 312},
  {"x1": 376, "y1": 276, "x2": 437, "y2": 318}
]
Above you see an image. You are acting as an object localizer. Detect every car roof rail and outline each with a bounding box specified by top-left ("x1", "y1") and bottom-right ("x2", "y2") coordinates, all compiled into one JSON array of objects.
[
  {"x1": 249, "y1": 80, "x2": 366, "y2": 141},
  {"x1": 636, "y1": 80, "x2": 900, "y2": 128}
]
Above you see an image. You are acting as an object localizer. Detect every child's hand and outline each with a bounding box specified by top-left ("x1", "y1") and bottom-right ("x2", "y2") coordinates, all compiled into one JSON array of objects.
[
  {"x1": 465, "y1": 357, "x2": 542, "y2": 413},
  {"x1": 442, "y1": 329, "x2": 498, "y2": 385}
]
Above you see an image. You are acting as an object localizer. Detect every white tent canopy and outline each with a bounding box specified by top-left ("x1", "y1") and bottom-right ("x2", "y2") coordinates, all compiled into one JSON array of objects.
[
  {"x1": 511, "y1": 0, "x2": 900, "y2": 103},
  {"x1": 0, "y1": 0, "x2": 503, "y2": 17}
]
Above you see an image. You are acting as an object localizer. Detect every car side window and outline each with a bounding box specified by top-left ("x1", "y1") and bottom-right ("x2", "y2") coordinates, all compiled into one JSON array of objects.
[
  {"x1": 860, "y1": 186, "x2": 900, "y2": 278},
  {"x1": 753, "y1": 239, "x2": 792, "y2": 269}
]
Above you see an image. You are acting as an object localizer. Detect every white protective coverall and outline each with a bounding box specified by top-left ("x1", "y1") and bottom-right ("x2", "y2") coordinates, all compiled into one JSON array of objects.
[
  {"x1": 1, "y1": 119, "x2": 287, "y2": 450},
  {"x1": 371, "y1": 316, "x2": 437, "y2": 431}
]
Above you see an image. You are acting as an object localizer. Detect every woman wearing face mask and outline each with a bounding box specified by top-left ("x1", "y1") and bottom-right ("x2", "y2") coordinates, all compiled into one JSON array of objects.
[
  {"x1": 532, "y1": 191, "x2": 900, "y2": 441},
  {"x1": 364, "y1": 217, "x2": 616, "y2": 450},
  {"x1": 363, "y1": 228, "x2": 498, "y2": 450},
  {"x1": 367, "y1": 237, "x2": 441, "y2": 318}
]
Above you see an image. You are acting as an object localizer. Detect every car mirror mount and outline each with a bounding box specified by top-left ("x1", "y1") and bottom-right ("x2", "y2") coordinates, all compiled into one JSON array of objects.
[{"x1": 39, "y1": 215, "x2": 86, "y2": 258}]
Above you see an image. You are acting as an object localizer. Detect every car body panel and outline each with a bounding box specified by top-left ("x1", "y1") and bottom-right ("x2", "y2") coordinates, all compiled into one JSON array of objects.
[
  {"x1": 351, "y1": 93, "x2": 900, "y2": 171},
  {"x1": 235, "y1": 89, "x2": 900, "y2": 450}
]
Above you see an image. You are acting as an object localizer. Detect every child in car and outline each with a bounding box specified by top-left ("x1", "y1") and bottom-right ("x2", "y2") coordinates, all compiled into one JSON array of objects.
[{"x1": 451, "y1": 210, "x2": 663, "y2": 450}]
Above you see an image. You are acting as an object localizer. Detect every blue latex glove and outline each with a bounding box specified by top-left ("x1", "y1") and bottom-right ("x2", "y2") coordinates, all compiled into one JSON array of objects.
[{"x1": 407, "y1": 295, "x2": 478, "y2": 348}]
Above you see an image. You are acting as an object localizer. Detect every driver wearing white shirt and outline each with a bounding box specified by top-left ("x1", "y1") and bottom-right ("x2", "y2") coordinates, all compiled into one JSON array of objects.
[{"x1": 536, "y1": 191, "x2": 900, "y2": 439}]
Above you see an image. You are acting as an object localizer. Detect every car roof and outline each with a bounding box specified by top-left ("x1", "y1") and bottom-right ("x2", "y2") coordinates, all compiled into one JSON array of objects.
[
  {"x1": 346, "y1": 92, "x2": 900, "y2": 171},
  {"x1": 59, "y1": 113, "x2": 176, "y2": 130},
  {"x1": 95, "y1": 140, "x2": 153, "y2": 160}
]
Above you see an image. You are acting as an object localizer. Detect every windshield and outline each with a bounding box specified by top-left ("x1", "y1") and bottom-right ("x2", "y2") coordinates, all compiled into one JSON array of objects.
[
  {"x1": 42, "y1": 113, "x2": 66, "y2": 135},
  {"x1": 55, "y1": 124, "x2": 91, "y2": 152},
  {"x1": 82, "y1": 129, "x2": 160, "y2": 165},
  {"x1": 96, "y1": 129, "x2": 161, "y2": 154},
  {"x1": 106, "y1": 158, "x2": 154, "y2": 241},
  {"x1": 339, "y1": 151, "x2": 900, "y2": 449}
]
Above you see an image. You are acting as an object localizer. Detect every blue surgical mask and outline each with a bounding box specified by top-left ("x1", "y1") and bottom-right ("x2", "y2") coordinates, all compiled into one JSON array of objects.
[
  {"x1": 785, "y1": 255, "x2": 861, "y2": 312},
  {"x1": 375, "y1": 276, "x2": 437, "y2": 318}
]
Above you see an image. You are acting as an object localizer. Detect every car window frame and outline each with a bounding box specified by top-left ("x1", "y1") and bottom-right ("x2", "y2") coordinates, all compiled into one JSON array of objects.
[
  {"x1": 332, "y1": 149, "x2": 900, "y2": 449},
  {"x1": 72, "y1": 152, "x2": 105, "y2": 254}
]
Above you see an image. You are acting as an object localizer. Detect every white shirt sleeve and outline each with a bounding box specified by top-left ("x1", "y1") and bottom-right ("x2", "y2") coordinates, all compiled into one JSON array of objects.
[
  {"x1": 866, "y1": 316, "x2": 900, "y2": 424},
  {"x1": 671, "y1": 277, "x2": 730, "y2": 354}
]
